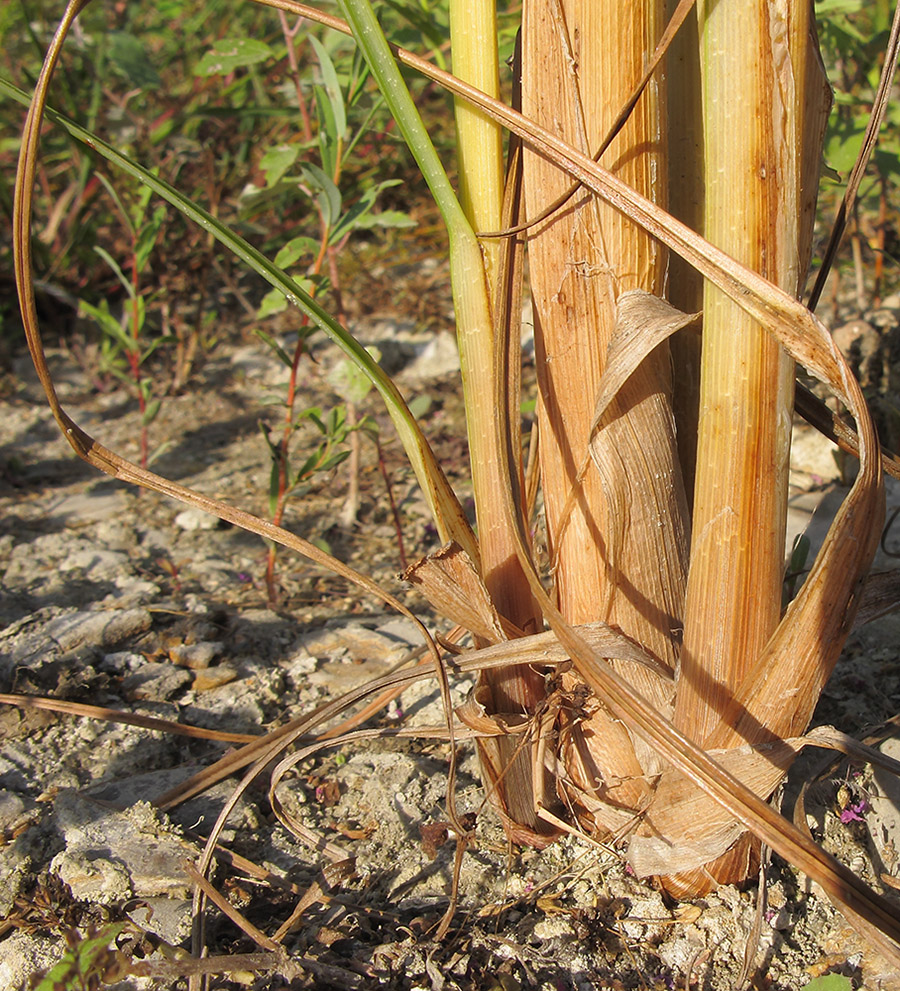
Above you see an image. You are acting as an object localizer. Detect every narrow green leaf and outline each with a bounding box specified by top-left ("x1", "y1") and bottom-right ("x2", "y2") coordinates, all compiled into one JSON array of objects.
[
  {"x1": 330, "y1": 179, "x2": 414, "y2": 243},
  {"x1": 135, "y1": 204, "x2": 167, "y2": 272},
  {"x1": 147, "y1": 439, "x2": 174, "y2": 465},
  {"x1": 33, "y1": 924, "x2": 128, "y2": 991},
  {"x1": 134, "y1": 294, "x2": 146, "y2": 336},
  {"x1": 108, "y1": 31, "x2": 161, "y2": 89},
  {"x1": 407, "y1": 394, "x2": 432, "y2": 419},
  {"x1": 268, "y1": 459, "x2": 282, "y2": 517},
  {"x1": 314, "y1": 84, "x2": 339, "y2": 178},
  {"x1": 320, "y1": 449, "x2": 352, "y2": 473},
  {"x1": 33, "y1": 958, "x2": 79, "y2": 991},
  {"x1": 254, "y1": 329, "x2": 294, "y2": 369},
  {"x1": 328, "y1": 350, "x2": 380, "y2": 404},
  {"x1": 142, "y1": 398, "x2": 162, "y2": 425},
  {"x1": 300, "y1": 163, "x2": 342, "y2": 230},
  {"x1": 95, "y1": 172, "x2": 133, "y2": 237},
  {"x1": 309, "y1": 35, "x2": 347, "y2": 140},
  {"x1": 299, "y1": 407, "x2": 326, "y2": 433},
  {"x1": 274, "y1": 236, "x2": 319, "y2": 269},
  {"x1": 78, "y1": 299, "x2": 131, "y2": 347},
  {"x1": 258, "y1": 421, "x2": 280, "y2": 458},
  {"x1": 342, "y1": 207, "x2": 415, "y2": 233},
  {"x1": 257, "y1": 287, "x2": 289, "y2": 319},
  {"x1": 0, "y1": 75, "x2": 474, "y2": 557},
  {"x1": 141, "y1": 333, "x2": 176, "y2": 362},
  {"x1": 801, "y1": 976, "x2": 853, "y2": 991},
  {"x1": 294, "y1": 447, "x2": 324, "y2": 482},
  {"x1": 94, "y1": 245, "x2": 135, "y2": 299}
]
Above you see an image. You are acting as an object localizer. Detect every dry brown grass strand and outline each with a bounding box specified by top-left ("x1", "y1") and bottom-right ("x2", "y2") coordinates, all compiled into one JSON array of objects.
[
  {"x1": 128, "y1": 952, "x2": 303, "y2": 985},
  {"x1": 152, "y1": 620, "x2": 665, "y2": 815},
  {"x1": 0, "y1": 693, "x2": 261, "y2": 743},
  {"x1": 182, "y1": 859, "x2": 282, "y2": 952},
  {"x1": 795, "y1": 383, "x2": 900, "y2": 481}
]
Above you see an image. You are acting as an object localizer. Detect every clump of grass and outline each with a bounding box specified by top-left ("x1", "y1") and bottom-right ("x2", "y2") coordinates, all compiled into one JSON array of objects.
[{"x1": 10, "y1": 0, "x2": 900, "y2": 976}]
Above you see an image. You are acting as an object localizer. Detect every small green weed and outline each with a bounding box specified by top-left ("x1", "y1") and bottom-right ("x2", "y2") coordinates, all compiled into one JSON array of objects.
[
  {"x1": 31, "y1": 924, "x2": 129, "y2": 991},
  {"x1": 77, "y1": 175, "x2": 171, "y2": 467}
]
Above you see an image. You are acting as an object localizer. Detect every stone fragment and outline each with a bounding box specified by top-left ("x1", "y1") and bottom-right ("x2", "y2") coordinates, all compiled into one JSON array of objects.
[
  {"x1": 192, "y1": 664, "x2": 239, "y2": 692},
  {"x1": 168, "y1": 640, "x2": 223, "y2": 669},
  {"x1": 0, "y1": 791, "x2": 28, "y2": 835},
  {"x1": 127, "y1": 897, "x2": 193, "y2": 946},
  {"x1": 100, "y1": 650, "x2": 145, "y2": 672},
  {"x1": 790, "y1": 424, "x2": 840, "y2": 486},
  {"x1": 43, "y1": 608, "x2": 152, "y2": 651},
  {"x1": 86, "y1": 766, "x2": 257, "y2": 838},
  {"x1": 50, "y1": 793, "x2": 198, "y2": 901},
  {"x1": 174, "y1": 507, "x2": 220, "y2": 531},
  {"x1": 298, "y1": 622, "x2": 411, "y2": 664},
  {"x1": 45, "y1": 487, "x2": 128, "y2": 524},
  {"x1": 403, "y1": 333, "x2": 460, "y2": 381},
  {"x1": 121, "y1": 662, "x2": 192, "y2": 702},
  {"x1": 58, "y1": 547, "x2": 129, "y2": 578},
  {"x1": 0, "y1": 931, "x2": 61, "y2": 991},
  {"x1": 869, "y1": 738, "x2": 900, "y2": 880}
]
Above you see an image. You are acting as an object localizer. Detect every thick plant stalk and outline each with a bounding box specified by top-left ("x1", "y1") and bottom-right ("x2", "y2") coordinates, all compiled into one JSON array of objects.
[
  {"x1": 675, "y1": 0, "x2": 810, "y2": 746},
  {"x1": 449, "y1": 0, "x2": 504, "y2": 294},
  {"x1": 667, "y1": 0, "x2": 824, "y2": 892},
  {"x1": 521, "y1": 0, "x2": 689, "y2": 813}
]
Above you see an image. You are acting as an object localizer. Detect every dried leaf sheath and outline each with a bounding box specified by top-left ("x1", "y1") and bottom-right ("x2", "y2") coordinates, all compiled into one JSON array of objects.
[{"x1": 521, "y1": 0, "x2": 689, "y2": 816}]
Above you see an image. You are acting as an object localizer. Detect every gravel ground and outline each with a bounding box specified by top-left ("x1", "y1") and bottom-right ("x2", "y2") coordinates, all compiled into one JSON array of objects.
[{"x1": 1, "y1": 297, "x2": 900, "y2": 990}]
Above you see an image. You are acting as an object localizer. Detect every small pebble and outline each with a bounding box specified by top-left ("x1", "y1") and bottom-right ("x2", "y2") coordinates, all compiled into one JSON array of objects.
[
  {"x1": 174, "y1": 508, "x2": 220, "y2": 531},
  {"x1": 192, "y1": 665, "x2": 239, "y2": 692},
  {"x1": 168, "y1": 641, "x2": 223, "y2": 670}
]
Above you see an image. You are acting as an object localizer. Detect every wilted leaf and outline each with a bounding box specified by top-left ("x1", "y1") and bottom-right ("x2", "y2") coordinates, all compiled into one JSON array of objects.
[{"x1": 403, "y1": 543, "x2": 508, "y2": 643}]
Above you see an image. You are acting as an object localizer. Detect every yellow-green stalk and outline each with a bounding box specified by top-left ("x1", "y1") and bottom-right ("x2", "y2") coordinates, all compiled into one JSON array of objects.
[
  {"x1": 449, "y1": 0, "x2": 505, "y2": 294},
  {"x1": 449, "y1": 0, "x2": 547, "y2": 832},
  {"x1": 675, "y1": 0, "x2": 802, "y2": 750}
]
